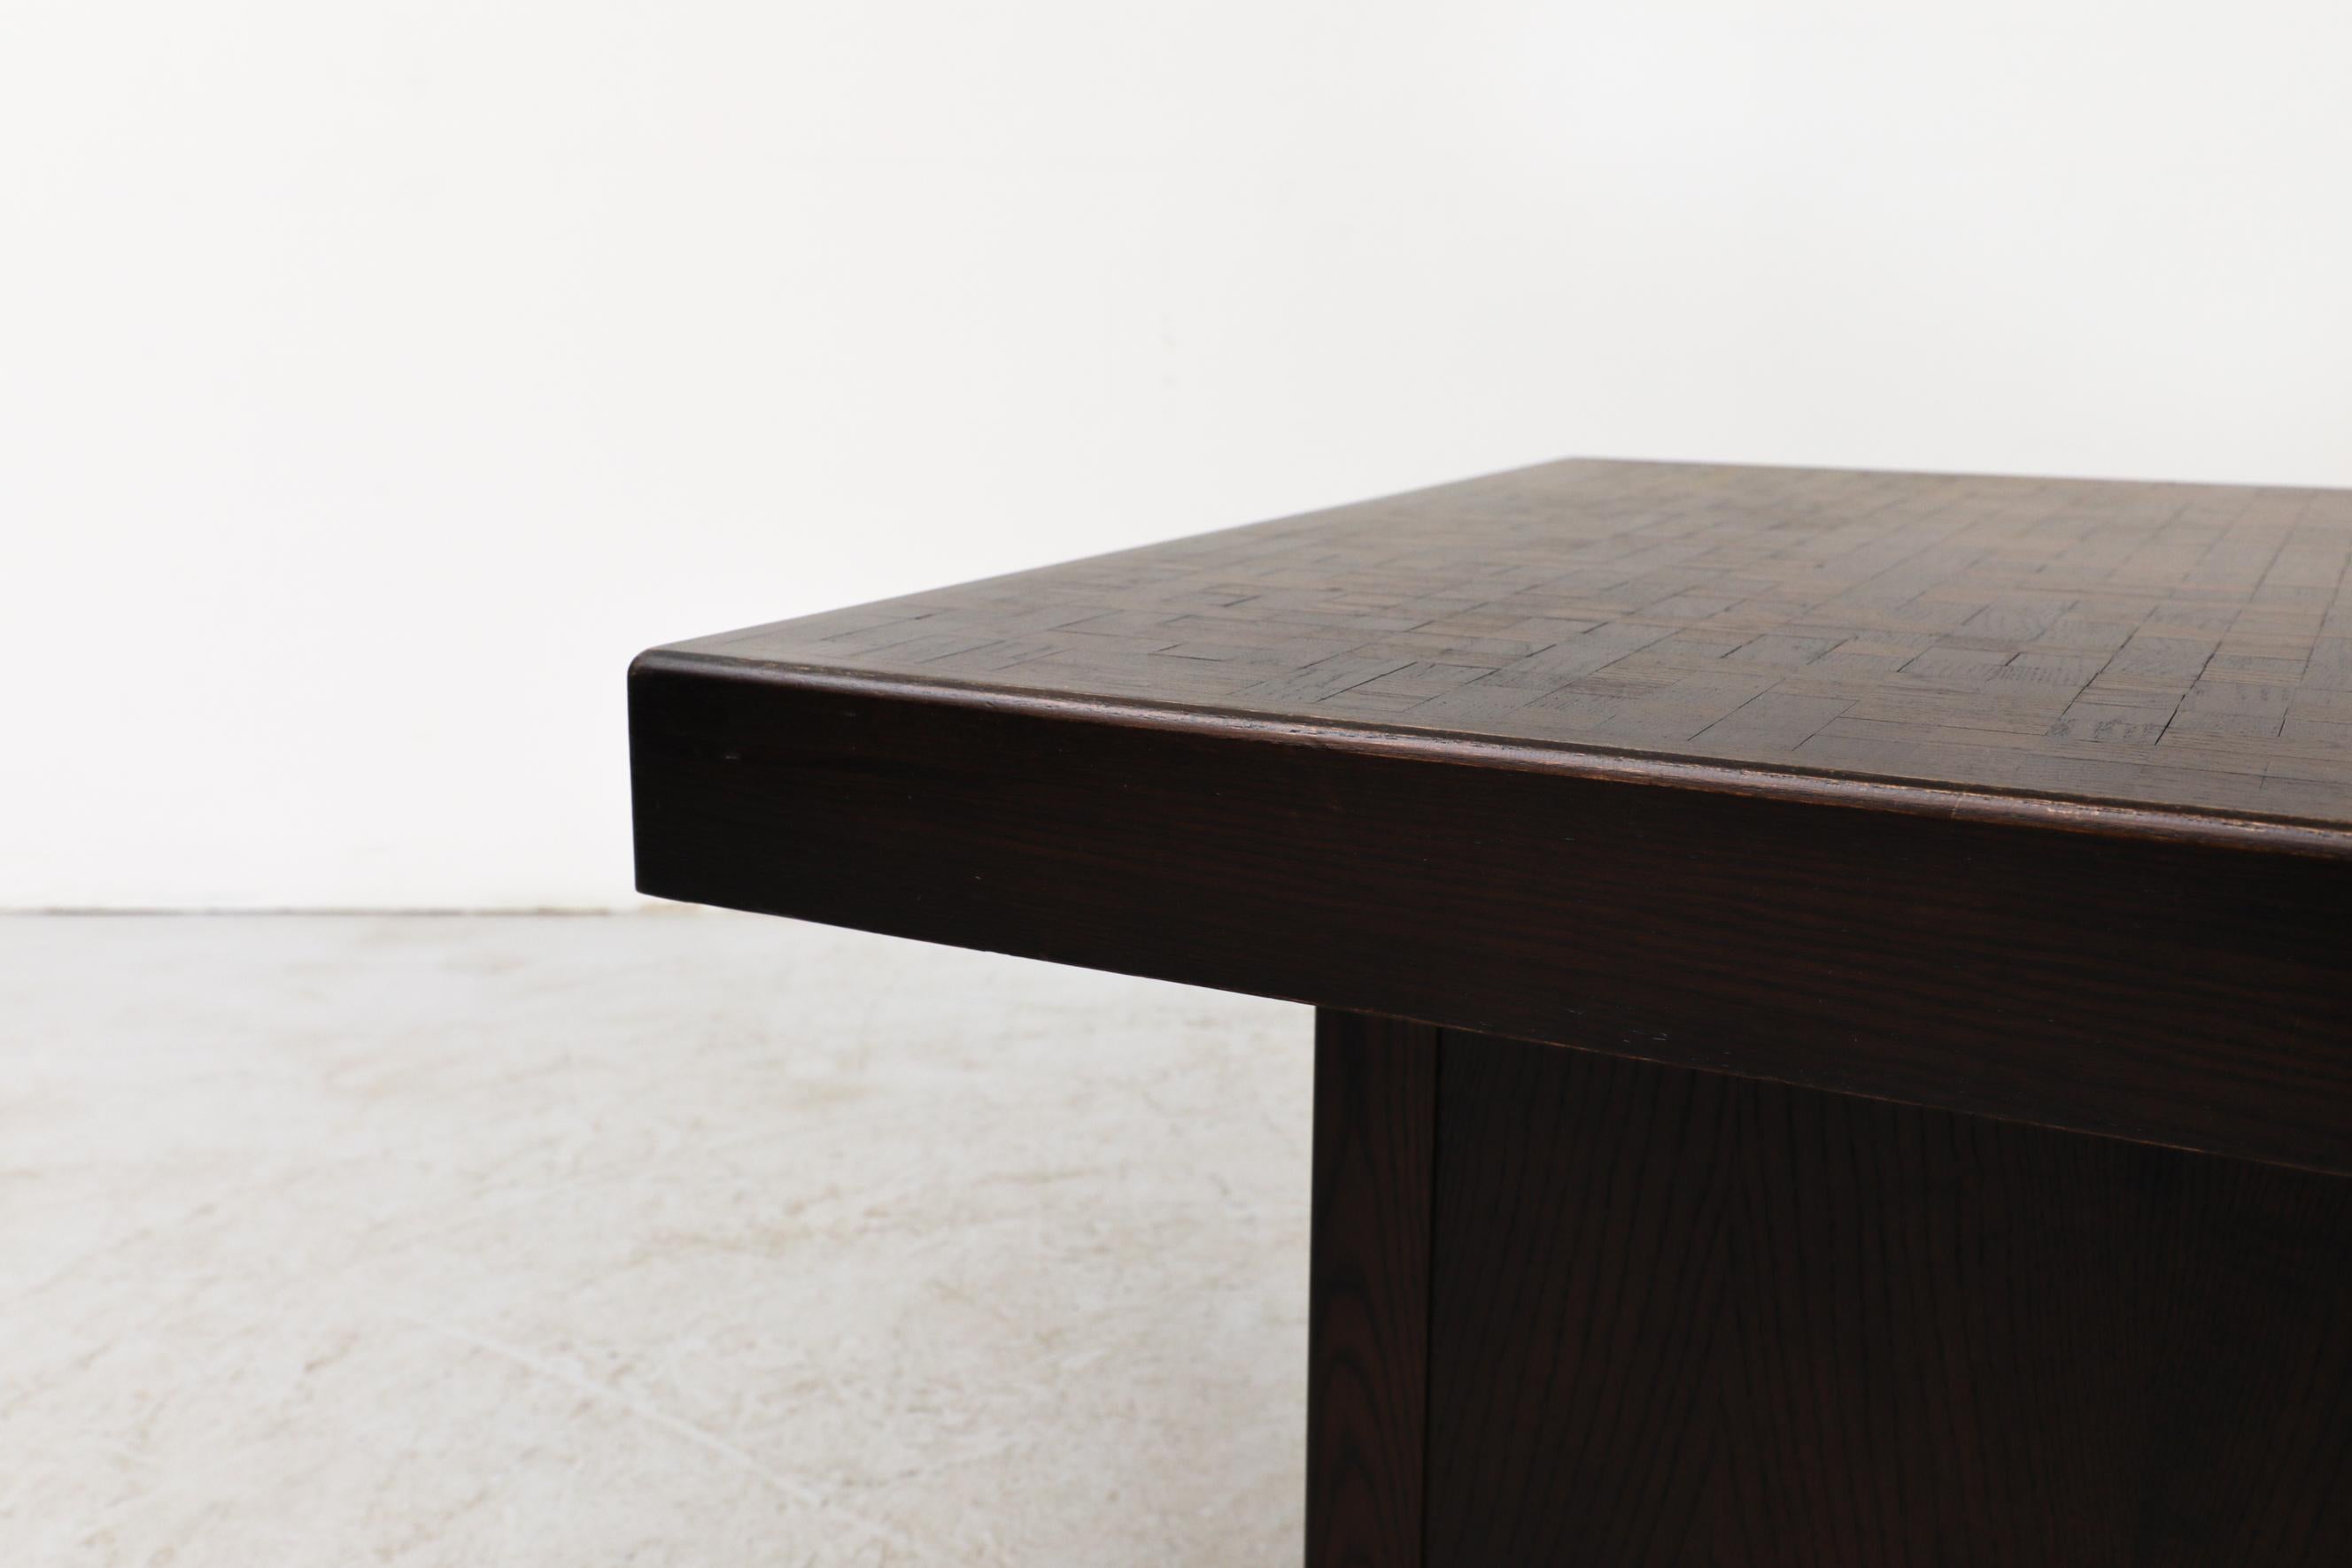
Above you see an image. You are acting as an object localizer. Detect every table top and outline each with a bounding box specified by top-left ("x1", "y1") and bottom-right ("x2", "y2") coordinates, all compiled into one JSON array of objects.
[
  {"x1": 632, "y1": 459, "x2": 2352, "y2": 1177},
  {"x1": 668, "y1": 459, "x2": 2352, "y2": 839}
]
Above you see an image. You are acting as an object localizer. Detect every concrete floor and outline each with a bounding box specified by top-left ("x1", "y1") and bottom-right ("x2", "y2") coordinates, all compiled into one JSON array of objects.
[{"x1": 0, "y1": 912, "x2": 1311, "y2": 1565}]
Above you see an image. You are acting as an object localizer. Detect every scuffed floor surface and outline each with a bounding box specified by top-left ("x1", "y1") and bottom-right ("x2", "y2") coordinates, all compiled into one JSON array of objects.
[{"x1": 0, "y1": 913, "x2": 1311, "y2": 1565}]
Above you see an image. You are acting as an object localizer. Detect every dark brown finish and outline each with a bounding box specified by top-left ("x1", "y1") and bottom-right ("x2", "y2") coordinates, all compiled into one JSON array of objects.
[
  {"x1": 1306, "y1": 1012, "x2": 1438, "y2": 1568},
  {"x1": 631, "y1": 660, "x2": 2352, "y2": 1176},
  {"x1": 629, "y1": 459, "x2": 2352, "y2": 1564},
  {"x1": 1421, "y1": 1024, "x2": 2352, "y2": 1567},
  {"x1": 665, "y1": 460, "x2": 2352, "y2": 824}
]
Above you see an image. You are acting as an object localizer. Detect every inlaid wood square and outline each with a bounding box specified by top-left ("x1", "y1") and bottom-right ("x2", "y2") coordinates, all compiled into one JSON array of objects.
[{"x1": 670, "y1": 460, "x2": 2352, "y2": 825}]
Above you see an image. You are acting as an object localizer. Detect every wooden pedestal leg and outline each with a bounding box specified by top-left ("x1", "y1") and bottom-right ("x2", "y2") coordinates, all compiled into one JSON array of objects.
[
  {"x1": 1305, "y1": 1010, "x2": 1438, "y2": 1568},
  {"x1": 1305, "y1": 1012, "x2": 2352, "y2": 1568}
]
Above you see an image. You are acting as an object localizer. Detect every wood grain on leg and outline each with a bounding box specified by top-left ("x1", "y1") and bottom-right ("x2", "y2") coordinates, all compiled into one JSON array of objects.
[
  {"x1": 1423, "y1": 1032, "x2": 2352, "y2": 1567},
  {"x1": 1307, "y1": 1011, "x2": 1438, "y2": 1568}
]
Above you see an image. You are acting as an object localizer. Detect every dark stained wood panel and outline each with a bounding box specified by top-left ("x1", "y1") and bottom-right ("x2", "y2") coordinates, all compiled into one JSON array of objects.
[
  {"x1": 1424, "y1": 1030, "x2": 2352, "y2": 1568},
  {"x1": 667, "y1": 460, "x2": 2352, "y2": 831},
  {"x1": 633, "y1": 459, "x2": 2352, "y2": 1175},
  {"x1": 630, "y1": 664, "x2": 2352, "y2": 1176},
  {"x1": 1306, "y1": 1012, "x2": 1437, "y2": 1568}
]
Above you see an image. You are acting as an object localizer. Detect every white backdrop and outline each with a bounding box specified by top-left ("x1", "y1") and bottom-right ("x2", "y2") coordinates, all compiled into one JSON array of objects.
[{"x1": 5, "y1": 1, "x2": 2348, "y2": 908}]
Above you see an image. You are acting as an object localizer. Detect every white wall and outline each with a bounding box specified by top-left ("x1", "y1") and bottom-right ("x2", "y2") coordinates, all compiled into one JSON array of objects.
[{"x1": 6, "y1": 1, "x2": 2348, "y2": 909}]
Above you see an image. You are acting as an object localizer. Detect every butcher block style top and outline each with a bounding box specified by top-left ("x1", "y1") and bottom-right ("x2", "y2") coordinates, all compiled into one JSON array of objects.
[
  {"x1": 660, "y1": 460, "x2": 2352, "y2": 839},
  {"x1": 631, "y1": 460, "x2": 2352, "y2": 1178}
]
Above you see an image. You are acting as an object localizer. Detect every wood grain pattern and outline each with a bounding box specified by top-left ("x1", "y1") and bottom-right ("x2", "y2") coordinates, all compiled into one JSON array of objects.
[
  {"x1": 1306, "y1": 1012, "x2": 1437, "y2": 1568},
  {"x1": 631, "y1": 663, "x2": 2352, "y2": 1175},
  {"x1": 666, "y1": 460, "x2": 2352, "y2": 830},
  {"x1": 1423, "y1": 1028, "x2": 2352, "y2": 1567},
  {"x1": 628, "y1": 462, "x2": 2352, "y2": 1565}
]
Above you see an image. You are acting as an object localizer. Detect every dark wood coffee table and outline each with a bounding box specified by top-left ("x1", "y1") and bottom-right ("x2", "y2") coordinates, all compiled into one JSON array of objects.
[{"x1": 630, "y1": 460, "x2": 2352, "y2": 1565}]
